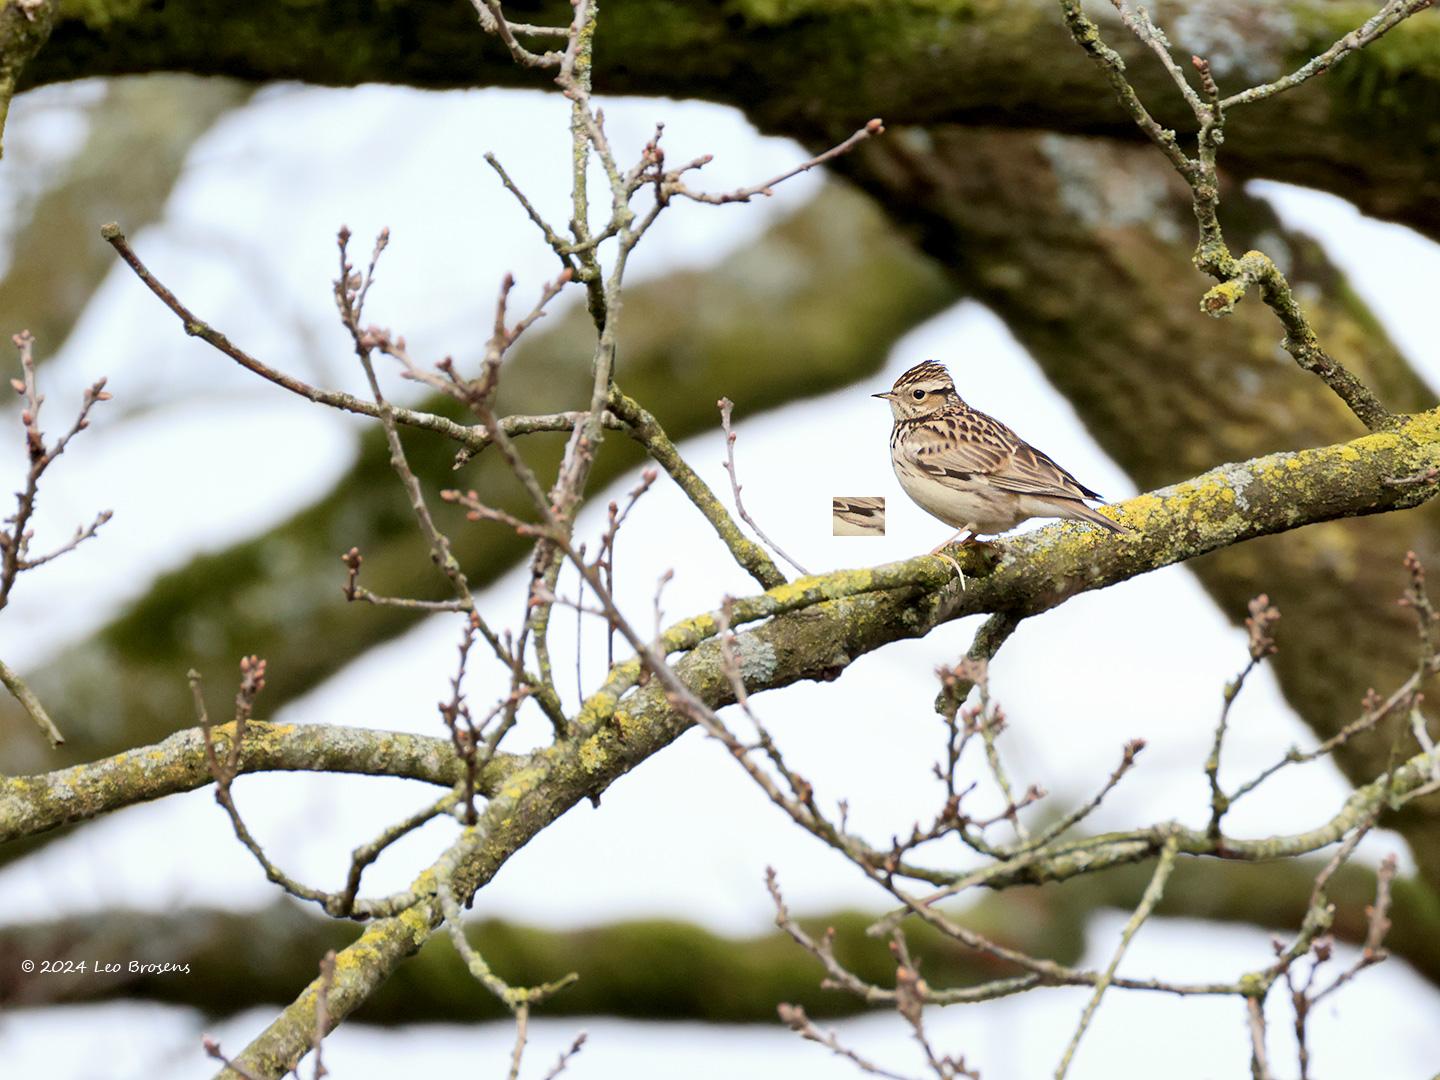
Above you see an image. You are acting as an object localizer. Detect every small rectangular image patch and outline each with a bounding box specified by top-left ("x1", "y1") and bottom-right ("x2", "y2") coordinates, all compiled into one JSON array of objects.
[{"x1": 832, "y1": 496, "x2": 885, "y2": 536}]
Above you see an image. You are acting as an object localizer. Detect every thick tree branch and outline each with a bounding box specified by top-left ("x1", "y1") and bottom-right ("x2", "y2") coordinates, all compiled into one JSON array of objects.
[
  {"x1": 0, "y1": 722, "x2": 517, "y2": 844},
  {"x1": 25, "y1": 1, "x2": 1440, "y2": 241},
  {"x1": 220, "y1": 410, "x2": 1440, "y2": 1076},
  {"x1": 833, "y1": 126, "x2": 1440, "y2": 887},
  {"x1": 0, "y1": 0, "x2": 55, "y2": 158}
]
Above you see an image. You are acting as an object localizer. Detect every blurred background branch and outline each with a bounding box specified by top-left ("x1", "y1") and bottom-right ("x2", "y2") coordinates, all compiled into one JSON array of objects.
[
  {"x1": 0, "y1": 75, "x2": 250, "y2": 359},
  {"x1": 27, "y1": 1, "x2": 1440, "y2": 239},
  {"x1": 5, "y1": 852, "x2": 1436, "y2": 1021}
]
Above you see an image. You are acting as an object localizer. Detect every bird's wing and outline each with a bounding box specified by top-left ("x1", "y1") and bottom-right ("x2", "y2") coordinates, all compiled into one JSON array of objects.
[
  {"x1": 832, "y1": 496, "x2": 885, "y2": 519},
  {"x1": 902, "y1": 413, "x2": 1103, "y2": 501}
]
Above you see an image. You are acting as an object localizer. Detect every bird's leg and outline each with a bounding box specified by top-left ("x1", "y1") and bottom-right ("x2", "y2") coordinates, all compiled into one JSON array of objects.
[{"x1": 930, "y1": 526, "x2": 974, "y2": 554}]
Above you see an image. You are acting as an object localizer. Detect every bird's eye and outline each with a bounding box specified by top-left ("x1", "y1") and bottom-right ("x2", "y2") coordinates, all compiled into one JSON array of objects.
[{"x1": 911, "y1": 389, "x2": 925, "y2": 400}]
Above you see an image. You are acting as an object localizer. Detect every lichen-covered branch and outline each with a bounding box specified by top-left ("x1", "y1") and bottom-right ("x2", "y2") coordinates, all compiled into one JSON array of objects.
[
  {"x1": 218, "y1": 410, "x2": 1440, "y2": 1076},
  {"x1": 608, "y1": 389, "x2": 785, "y2": 590},
  {"x1": 0, "y1": 722, "x2": 518, "y2": 844},
  {"x1": 0, "y1": 0, "x2": 55, "y2": 158},
  {"x1": 832, "y1": 125, "x2": 1440, "y2": 889},
  {"x1": 25, "y1": 1, "x2": 1440, "y2": 241},
  {"x1": 9, "y1": 411, "x2": 1437, "y2": 858}
]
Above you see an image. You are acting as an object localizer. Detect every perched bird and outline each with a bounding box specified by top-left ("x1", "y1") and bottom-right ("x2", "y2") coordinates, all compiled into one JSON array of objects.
[
  {"x1": 875, "y1": 361, "x2": 1127, "y2": 552},
  {"x1": 832, "y1": 495, "x2": 886, "y2": 536}
]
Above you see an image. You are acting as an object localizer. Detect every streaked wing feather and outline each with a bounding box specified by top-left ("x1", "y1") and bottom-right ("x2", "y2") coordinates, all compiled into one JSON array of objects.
[
  {"x1": 901, "y1": 412, "x2": 1103, "y2": 502},
  {"x1": 899, "y1": 417, "x2": 1008, "y2": 479},
  {"x1": 990, "y1": 439, "x2": 1104, "y2": 501}
]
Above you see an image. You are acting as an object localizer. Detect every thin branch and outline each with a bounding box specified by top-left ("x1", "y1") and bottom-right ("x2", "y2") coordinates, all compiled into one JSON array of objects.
[
  {"x1": 1054, "y1": 835, "x2": 1179, "y2": 1078},
  {"x1": 311, "y1": 950, "x2": 336, "y2": 1080},
  {"x1": 203, "y1": 1036, "x2": 265, "y2": 1080},
  {"x1": 1197, "y1": 250, "x2": 1394, "y2": 431},
  {"x1": 1207, "y1": 595, "x2": 1280, "y2": 834},
  {"x1": 1056, "y1": 1, "x2": 1199, "y2": 178},
  {"x1": 777, "y1": 1002, "x2": 919, "y2": 1080},
  {"x1": 195, "y1": 662, "x2": 441, "y2": 922},
  {"x1": 1057, "y1": 0, "x2": 1403, "y2": 432},
  {"x1": 542, "y1": 1034, "x2": 588, "y2": 1080},
  {"x1": 1021, "y1": 738, "x2": 1146, "y2": 852},
  {"x1": 0, "y1": 655, "x2": 63, "y2": 747},
  {"x1": 469, "y1": 0, "x2": 566, "y2": 69},
  {"x1": 1246, "y1": 995, "x2": 1273, "y2": 1080},
  {"x1": 718, "y1": 396, "x2": 809, "y2": 577},
  {"x1": 99, "y1": 224, "x2": 504, "y2": 450},
  {"x1": 2, "y1": 330, "x2": 112, "y2": 614},
  {"x1": 668, "y1": 118, "x2": 885, "y2": 204},
  {"x1": 610, "y1": 388, "x2": 784, "y2": 589},
  {"x1": 1220, "y1": 0, "x2": 1436, "y2": 109},
  {"x1": 1107, "y1": 1, "x2": 1206, "y2": 117}
]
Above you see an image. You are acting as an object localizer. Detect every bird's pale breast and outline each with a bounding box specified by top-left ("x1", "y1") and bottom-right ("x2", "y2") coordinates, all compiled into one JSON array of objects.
[{"x1": 891, "y1": 455, "x2": 1029, "y2": 533}]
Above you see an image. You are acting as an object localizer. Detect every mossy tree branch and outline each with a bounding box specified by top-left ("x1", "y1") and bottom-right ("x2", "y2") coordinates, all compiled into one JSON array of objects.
[
  {"x1": 0, "y1": 722, "x2": 521, "y2": 844},
  {"x1": 0, "y1": 0, "x2": 55, "y2": 159},
  {"x1": 20, "y1": 404, "x2": 1415, "y2": 1076},
  {"x1": 831, "y1": 125, "x2": 1440, "y2": 888},
  {"x1": 0, "y1": 380, "x2": 1433, "y2": 1072},
  {"x1": 23, "y1": 1, "x2": 1440, "y2": 242}
]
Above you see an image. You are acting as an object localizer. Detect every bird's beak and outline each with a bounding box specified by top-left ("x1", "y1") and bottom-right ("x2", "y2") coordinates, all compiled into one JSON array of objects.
[{"x1": 872, "y1": 391, "x2": 894, "y2": 400}]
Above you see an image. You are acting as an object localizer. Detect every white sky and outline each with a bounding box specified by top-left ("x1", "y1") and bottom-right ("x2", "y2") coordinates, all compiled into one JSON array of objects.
[{"x1": 2, "y1": 80, "x2": 1439, "y2": 1079}]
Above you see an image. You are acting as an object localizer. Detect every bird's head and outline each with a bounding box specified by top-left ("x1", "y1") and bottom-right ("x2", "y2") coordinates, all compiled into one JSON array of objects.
[{"x1": 872, "y1": 360, "x2": 957, "y2": 420}]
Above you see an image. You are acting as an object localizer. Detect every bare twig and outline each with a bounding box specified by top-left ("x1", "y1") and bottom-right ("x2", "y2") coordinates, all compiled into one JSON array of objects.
[
  {"x1": 202, "y1": 1036, "x2": 265, "y2": 1080},
  {"x1": 1246, "y1": 994, "x2": 1273, "y2": 1080},
  {"x1": 339, "y1": 546, "x2": 471, "y2": 612},
  {"x1": 542, "y1": 1033, "x2": 588, "y2": 1080},
  {"x1": 1207, "y1": 594, "x2": 1280, "y2": 834},
  {"x1": 0, "y1": 655, "x2": 63, "y2": 747},
  {"x1": 1, "y1": 332, "x2": 113, "y2": 759},
  {"x1": 469, "y1": 0, "x2": 566, "y2": 69},
  {"x1": 717, "y1": 397, "x2": 809, "y2": 577},
  {"x1": 777, "y1": 1002, "x2": 918, "y2": 1080},
  {"x1": 312, "y1": 949, "x2": 336, "y2": 1080},
  {"x1": 668, "y1": 119, "x2": 884, "y2": 204},
  {"x1": 1219, "y1": 0, "x2": 1436, "y2": 109},
  {"x1": 1054, "y1": 834, "x2": 1179, "y2": 1078},
  {"x1": 100, "y1": 224, "x2": 506, "y2": 452}
]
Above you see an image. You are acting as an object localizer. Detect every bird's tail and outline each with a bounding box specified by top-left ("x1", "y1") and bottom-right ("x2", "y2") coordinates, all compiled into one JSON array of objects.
[{"x1": 1060, "y1": 500, "x2": 1129, "y2": 534}]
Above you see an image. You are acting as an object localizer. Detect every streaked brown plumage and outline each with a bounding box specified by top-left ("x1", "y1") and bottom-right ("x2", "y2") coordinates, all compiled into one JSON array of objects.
[
  {"x1": 874, "y1": 360, "x2": 1127, "y2": 541},
  {"x1": 832, "y1": 495, "x2": 886, "y2": 536}
]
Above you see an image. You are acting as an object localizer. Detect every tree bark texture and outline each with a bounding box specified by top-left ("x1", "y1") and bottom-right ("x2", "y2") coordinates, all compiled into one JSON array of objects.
[{"x1": 25, "y1": 1, "x2": 1440, "y2": 240}]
